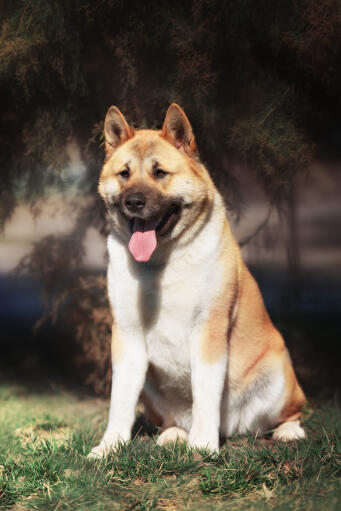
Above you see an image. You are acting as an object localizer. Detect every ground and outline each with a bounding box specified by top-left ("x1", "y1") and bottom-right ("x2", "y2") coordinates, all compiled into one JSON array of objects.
[{"x1": 0, "y1": 378, "x2": 340, "y2": 511}]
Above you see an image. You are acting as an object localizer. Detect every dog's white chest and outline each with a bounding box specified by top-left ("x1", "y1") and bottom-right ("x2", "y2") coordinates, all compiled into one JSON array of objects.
[
  {"x1": 144, "y1": 273, "x2": 197, "y2": 381},
  {"x1": 107, "y1": 234, "x2": 217, "y2": 382}
]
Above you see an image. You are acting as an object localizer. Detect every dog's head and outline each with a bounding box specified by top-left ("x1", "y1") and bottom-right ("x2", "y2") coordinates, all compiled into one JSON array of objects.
[{"x1": 98, "y1": 104, "x2": 214, "y2": 262}]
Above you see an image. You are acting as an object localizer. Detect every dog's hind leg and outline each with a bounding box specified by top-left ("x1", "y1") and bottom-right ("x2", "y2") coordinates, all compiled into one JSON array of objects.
[
  {"x1": 157, "y1": 427, "x2": 188, "y2": 446},
  {"x1": 273, "y1": 364, "x2": 306, "y2": 442},
  {"x1": 273, "y1": 420, "x2": 305, "y2": 441}
]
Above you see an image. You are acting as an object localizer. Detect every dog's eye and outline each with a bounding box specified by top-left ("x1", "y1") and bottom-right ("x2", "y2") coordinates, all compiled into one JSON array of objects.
[
  {"x1": 153, "y1": 168, "x2": 168, "y2": 179},
  {"x1": 119, "y1": 169, "x2": 130, "y2": 179}
]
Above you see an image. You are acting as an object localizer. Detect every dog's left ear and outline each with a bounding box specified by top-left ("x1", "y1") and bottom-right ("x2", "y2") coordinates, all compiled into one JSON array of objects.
[
  {"x1": 104, "y1": 106, "x2": 134, "y2": 156},
  {"x1": 162, "y1": 103, "x2": 198, "y2": 158}
]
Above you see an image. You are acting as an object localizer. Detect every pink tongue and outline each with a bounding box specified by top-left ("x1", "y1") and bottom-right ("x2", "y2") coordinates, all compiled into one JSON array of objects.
[{"x1": 128, "y1": 219, "x2": 157, "y2": 262}]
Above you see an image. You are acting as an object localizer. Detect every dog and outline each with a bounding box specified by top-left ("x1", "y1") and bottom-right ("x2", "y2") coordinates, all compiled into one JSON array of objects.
[{"x1": 89, "y1": 103, "x2": 306, "y2": 458}]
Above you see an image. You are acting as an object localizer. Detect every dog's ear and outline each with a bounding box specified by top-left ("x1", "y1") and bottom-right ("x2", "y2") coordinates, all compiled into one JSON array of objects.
[
  {"x1": 104, "y1": 106, "x2": 134, "y2": 155},
  {"x1": 162, "y1": 103, "x2": 198, "y2": 157}
]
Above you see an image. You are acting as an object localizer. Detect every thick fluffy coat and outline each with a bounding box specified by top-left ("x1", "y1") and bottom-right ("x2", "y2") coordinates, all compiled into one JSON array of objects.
[{"x1": 89, "y1": 104, "x2": 305, "y2": 457}]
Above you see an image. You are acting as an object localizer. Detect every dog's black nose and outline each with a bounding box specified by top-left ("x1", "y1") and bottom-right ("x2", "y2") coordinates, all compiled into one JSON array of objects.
[{"x1": 124, "y1": 193, "x2": 146, "y2": 212}]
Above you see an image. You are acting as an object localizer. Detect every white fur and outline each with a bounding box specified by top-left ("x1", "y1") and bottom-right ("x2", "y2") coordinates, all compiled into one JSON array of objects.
[
  {"x1": 273, "y1": 421, "x2": 306, "y2": 441},
  {"x1": 88, "y1": 193, "x2": 292, "y2": 458},
  {"x1": 188, "y1": 323, "x2": 228, "y2": 451},
  {"x1": 157, "y1": 427, "x2": 188, "y2": 446},
  {"x1": 220, "y1": 372, "x2": 286, "y2": 437}
]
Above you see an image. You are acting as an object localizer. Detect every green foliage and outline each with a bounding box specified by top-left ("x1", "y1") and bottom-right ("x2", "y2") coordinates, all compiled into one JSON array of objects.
[
  {"x1": 1, "y1": 1, "x2": 341, "y2": 393},
  {"x1": 2, "y1": 0, "x2": 340, "y2": 220},
  {"x1": 60, "y1": 274, "x2": 112, "y2": 396},
  {"x1": 0, "y1": 381, "x2": 340, "y2": 510},
  {"x1": 230, "y1": 100, "x2": 313, "y2": 202}
]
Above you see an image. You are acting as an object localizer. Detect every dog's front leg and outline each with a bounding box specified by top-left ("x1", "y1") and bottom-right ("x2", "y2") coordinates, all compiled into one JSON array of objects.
[
  {"x1": 88, "y1": 324, "x2": 148, "y2": 458},
  {"x1": 188, "y1": 320, "x2": 228, "y2": 452}
]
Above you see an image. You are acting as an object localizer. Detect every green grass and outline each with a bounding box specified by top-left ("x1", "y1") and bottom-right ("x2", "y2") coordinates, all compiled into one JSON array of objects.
[{"x1": 0, "y1": 381, "x2": 340, "y2": 510}]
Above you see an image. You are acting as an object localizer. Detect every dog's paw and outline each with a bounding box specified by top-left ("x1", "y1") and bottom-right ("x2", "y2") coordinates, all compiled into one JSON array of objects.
[
  {"x1": 157, "y1": 427, "x2": 188, "y2": 446},
  {"x1": 188, "y1": 429, "x2": 219, "y2": 452},
  {"x1": 87, "y1": 437, "x2": 123, "y2": 460},
  {"x1": 87, "y1": 443, "x2": 110, "y2": 460},
  {"x1": 273, "y1": 421, "x2": 306, "y2": 441}
]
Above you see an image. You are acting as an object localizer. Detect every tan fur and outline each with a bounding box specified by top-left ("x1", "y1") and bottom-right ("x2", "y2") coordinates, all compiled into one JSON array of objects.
[
  {"x1": 200, "y1": 224, "x2": 238, "y2": 364},
  {"x1": 200, "y1": 220, "x2": 305, "y2": 421},
  {"x1": 229, "y1": 264, "x2": 282, "y2": 380},
  {"x1": 111, "y1": 322, "x2": 124, "y2": 363},
  {"x1": 279, "y1": 352, "x2": 306, "y2": 422},
  {"x1": 200, "y1": 301, "x2": 230, "y2": 364},
  {"x1": 99, "y1": 130, "x2": 213, "y2": 205}
]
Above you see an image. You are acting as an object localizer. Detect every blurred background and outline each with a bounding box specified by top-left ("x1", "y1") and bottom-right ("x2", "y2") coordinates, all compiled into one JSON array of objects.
[{"x1": 0, "y1": 0, "x2": 340, "y2": 398}]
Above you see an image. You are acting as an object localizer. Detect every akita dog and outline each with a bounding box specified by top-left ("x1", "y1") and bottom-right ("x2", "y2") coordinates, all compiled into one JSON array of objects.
[{"x1": 89, "y1": 103, "x2": 306, "y2": 458}]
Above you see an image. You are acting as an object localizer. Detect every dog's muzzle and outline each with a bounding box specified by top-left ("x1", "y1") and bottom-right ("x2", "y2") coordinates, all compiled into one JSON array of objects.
[{"x1": 124, "y1": 192, "x2": 146, "y2": 214}]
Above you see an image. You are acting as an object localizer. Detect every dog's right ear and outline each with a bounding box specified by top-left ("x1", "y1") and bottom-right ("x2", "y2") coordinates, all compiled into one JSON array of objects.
[
  {"x1": 104, "y1": 106, "x2": 134, "y2": 156},
  {"x1": 162, "y1": 103, "x2": 198, "y2": 158}
]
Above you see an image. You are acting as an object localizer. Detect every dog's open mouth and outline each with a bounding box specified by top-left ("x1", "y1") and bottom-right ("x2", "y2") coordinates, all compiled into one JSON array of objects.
[{"x1": 128, "y1": 204, "x2": 181, "y2": 262}]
